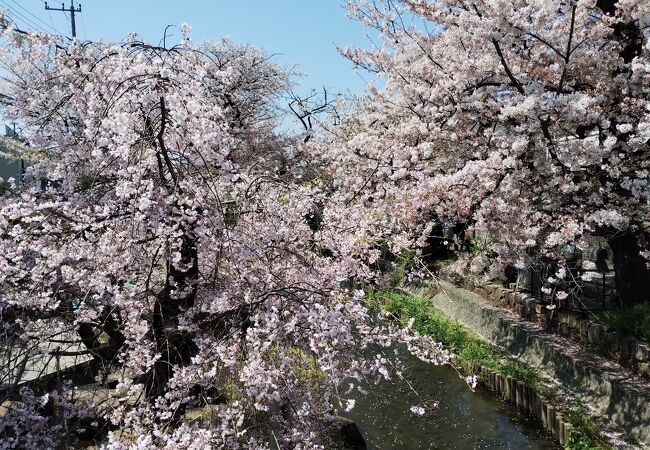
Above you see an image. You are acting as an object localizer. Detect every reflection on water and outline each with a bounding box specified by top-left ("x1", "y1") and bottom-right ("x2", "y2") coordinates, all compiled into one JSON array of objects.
[{"x1": 341, "y1": 346, "x2": 559, "y2": 450}]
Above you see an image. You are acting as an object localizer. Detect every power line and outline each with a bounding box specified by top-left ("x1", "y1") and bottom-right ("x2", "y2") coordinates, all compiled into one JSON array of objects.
[
  {"x1": 0, "y1": 1, "x2": 47, "y2": 34},
  {"x1": 43, "y1": 1, "x2": 58, "y2": 33},
  {"x1": 0, "y1": 0, "x2": 52, "y2": 35},
  {"x1": 63, "y1": 10, "x2": 70, "y2": 30},
  {"x1": 6, "y1": 0, "x2": 60, "y2": 35}
]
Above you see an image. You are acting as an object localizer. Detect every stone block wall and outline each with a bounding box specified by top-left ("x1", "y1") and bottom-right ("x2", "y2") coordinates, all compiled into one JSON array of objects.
[
  {"x1": 478, "y1": 364, "x2": 572, "y2": 446},
  {"x1": 469, "y1": 282, "x2": 650, "y2": 378}
]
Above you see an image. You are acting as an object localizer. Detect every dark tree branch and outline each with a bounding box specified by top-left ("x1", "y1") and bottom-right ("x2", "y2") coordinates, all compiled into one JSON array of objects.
[{"x1": 492, "y1": 39, "x2": 525, "y2": 94}]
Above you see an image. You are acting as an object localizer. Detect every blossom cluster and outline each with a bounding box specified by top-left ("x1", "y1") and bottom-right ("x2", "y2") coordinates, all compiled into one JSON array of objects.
[
  {"x1": 0, "y1": 29, "x2": 446, "y2": 449},
  {"x1": 318, "y1": 0, "x2": 649, "y2": 286}
]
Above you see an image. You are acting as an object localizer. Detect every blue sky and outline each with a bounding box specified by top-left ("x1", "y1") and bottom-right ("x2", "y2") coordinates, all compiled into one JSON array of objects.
[{"x1": 2, "y1": 0, "x2": 375, "y2": 96}]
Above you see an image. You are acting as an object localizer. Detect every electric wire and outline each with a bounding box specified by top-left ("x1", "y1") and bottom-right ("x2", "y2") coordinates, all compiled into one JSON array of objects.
[
  {"x1": 44, "y1": 1, "x2": 58, "y2": 33},
  {"x1": 63, "y1": 9, "x2": 71, "y2": 38},
  {"x1": 0, "y1": 1, "x2": 47, "y2": 33},
  {"x1": 7, "y1": 0, "x2": 60, "y2": 35},
  {"x1": 0, "y1": 0, "x2": 52, "y2": 35}
]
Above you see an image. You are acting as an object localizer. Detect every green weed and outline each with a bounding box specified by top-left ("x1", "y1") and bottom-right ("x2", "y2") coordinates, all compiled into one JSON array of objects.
[
  {"x1": 565, "y1": 406, "x2": 611, "y2": 450},
  {"x1": 596, "y1": 303, "x2": 650, "y2": 343},
  {"x1": 370, "y1": 290, "x2": 539, "y2": 385}
]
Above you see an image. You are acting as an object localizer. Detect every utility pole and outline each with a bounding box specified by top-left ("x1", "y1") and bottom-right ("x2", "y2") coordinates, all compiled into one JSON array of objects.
[
  {"x1": 44, "y1": 1, "x2": 81, "y2": 38},
  {"x1": 12, "y1": 123, "x2": 25, "y2": 187}
]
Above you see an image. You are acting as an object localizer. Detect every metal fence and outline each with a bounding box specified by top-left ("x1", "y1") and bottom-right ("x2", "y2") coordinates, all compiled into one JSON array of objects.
[
  {"x1": 514, "y1": 235, "x2": 618, "y2": 311},
  {"x1": 430, "y1": 226, "x2": 619, "y2": 312}
]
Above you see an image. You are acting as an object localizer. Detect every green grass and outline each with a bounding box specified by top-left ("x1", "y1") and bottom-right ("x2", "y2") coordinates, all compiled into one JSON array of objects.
[
  {"x1": 369, "y1": 290, "x2": 539, "y2": 386},
  {"x1": 387, "y1": 249, "x2": 417, "y2": 288},
  {"x1": 0, "y1": 179, "x2": 11, "y2": 195},
  {"x1": 370, "y1": 289, "x2": 610, "y2": 450},
  {"x1": 596, "y1": 303, "x2": 650, "y2": 343},
  {"x1": 565, "y1": 406, "x2": 612, "y2": 450}
]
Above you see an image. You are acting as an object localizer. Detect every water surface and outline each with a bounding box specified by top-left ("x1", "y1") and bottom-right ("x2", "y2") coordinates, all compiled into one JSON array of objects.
[{"x1": 341, "y1": 346, "x2": 559, "y2": 450}]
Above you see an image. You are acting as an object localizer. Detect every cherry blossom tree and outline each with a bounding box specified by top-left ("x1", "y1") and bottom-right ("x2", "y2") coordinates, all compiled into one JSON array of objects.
[
  {"x1": 320, "y1": 0, "x2": 649, "y2": 303},
  {"x1": 0, "y1": 24, "x2": 447, "y2": 449}
]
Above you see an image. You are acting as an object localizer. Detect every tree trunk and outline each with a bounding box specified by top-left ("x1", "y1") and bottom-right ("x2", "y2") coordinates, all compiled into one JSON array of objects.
[
  {"x1": 147, "y1": 231, "x2": 199, "y2": 399},
  {"x1": 608, "y1": 233, "x2": 650, "y2": 307}
]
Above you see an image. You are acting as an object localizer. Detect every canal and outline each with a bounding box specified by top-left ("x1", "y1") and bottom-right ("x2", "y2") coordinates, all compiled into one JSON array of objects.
[{"x1": 341, "y1": 346, "x2": 559, "y2": 449}]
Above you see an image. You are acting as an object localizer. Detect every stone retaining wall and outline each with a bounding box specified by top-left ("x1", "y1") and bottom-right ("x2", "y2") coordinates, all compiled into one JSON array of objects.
[
  {"x1": 471, "y1": 282, "x2": 650, "y2": 378},
  {"x1": 406, "y1": 281, "x2": 650, "y2": 446},
  {"x1": 477, "y1": 364, "x2": 572, "y2": 446}
]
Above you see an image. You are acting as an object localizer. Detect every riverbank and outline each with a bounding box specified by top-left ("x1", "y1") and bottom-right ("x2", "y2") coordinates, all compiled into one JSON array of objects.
[
  {"x1": 340, "y1": 343, "x2": 559, "y2": 449},
  {"x1": 369, "y1": 286, "x2": 644, "y2": 449}
]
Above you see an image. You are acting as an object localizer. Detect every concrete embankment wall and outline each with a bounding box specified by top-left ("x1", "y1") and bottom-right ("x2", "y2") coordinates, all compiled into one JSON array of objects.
[
  {"x1": 406, "y1": 281, "x2": 650, "y2": 447},
  {"x1": 476, "y1": 363, "x2": 572, "y2": 446}
]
